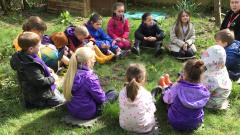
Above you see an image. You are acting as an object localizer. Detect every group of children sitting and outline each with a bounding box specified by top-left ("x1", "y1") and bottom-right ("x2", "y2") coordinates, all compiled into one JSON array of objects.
[{"x1": 9, "y1": 1, "x2": 240, "y2": 134}]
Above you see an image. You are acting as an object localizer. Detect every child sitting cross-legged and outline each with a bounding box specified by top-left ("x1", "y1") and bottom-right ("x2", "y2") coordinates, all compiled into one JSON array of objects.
[
  {"x1": 63, "y1": 47, "x2": 118, "y2": 120},
  {"x1": 119, "y1": 63, "x2": 157, "y2": 134},
  {"x1": 64, "y1": 25, "x2": 115, "y2": 64},
  {"x1": 132, "y1": 12, "x2": 165, "y2": 56},
  {"x1": 158, "y1": 59, "x2": 210, "y2": 132},
  {"x1": 86, "y1": 13, "x2": 128, "y2": 58},
  {"x1": 201, "y1": 45, "x2": 232, "y2": 110},
  {"x1": 10, "y1": 32, "x2": 65, "y2": 108},
  {"x1": 107, "y1": 2, "x2": 131, "y2": 50},
  {"x1": 168, "y1": 10, "x2": 197, "y2": 59}
]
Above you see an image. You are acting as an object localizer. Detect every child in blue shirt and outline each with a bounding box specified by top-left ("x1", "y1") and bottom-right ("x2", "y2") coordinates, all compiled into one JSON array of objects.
[{"x1": 215, "y1": 29, "x2": 240, "y2": 81}]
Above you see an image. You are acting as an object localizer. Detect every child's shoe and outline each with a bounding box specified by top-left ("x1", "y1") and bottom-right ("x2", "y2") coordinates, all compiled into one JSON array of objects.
[
  {"x1": 95, "y1": 55, "x2": 107, "y2": 64},
  {"x1": 164, "y1": 74, "x2": 172, "y2": 86},
  {"x1": 105, "y1": 53, "x2": 115, "y2": 61},
  {"x1": 118, "y1": 50, "x2": 130, "y2": 59},
  {"x1": 158, "y1": 76, "x2": 168, "y2": 88}
]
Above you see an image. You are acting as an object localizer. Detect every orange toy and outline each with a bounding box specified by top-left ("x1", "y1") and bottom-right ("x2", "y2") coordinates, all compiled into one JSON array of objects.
[{"x1": 158, "y1": 74, "x2": 172, "y2": 88}]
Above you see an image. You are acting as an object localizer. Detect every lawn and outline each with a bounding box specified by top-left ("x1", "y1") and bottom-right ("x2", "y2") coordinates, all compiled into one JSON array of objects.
[{"x1": 0, "y1": 9, "x2": 240, "y2": 135}]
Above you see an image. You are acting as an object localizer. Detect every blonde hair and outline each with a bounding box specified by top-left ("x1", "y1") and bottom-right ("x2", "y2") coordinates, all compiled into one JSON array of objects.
[
  {"x1": 75, "y1": 25, "x2": 89, "y2": 37},
  {"x1": 63, "y1": 47, "x2": 96, "y2": 100}
]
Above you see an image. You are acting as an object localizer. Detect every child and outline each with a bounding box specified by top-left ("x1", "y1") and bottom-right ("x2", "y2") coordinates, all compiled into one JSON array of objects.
[
  {"x1": 64, "y1": 25, "x2": 114, "y2": 64},
  {"x1": 215, "y1": 29, "x2": 240, "y2": 81},
  {"x1": 50, "y1": 32, "x2": 70, "y2": 66},
  {"x1": 13, "y1": 16, "x2": 65, "y2": 72},
  {"x1": 13, "y1": 16, "x2": 47, "y2": 51},
  {"x1": 201, "y1": 45, "x2": 232, "y2": 110},
  {"x1": 168, "y1": 10, "x2": 196, "y2": 59},
  {"x1": 85, "y1": 13, "x2": 123, "y2": 56},
  {"x1": 221, "y1": 0, "x2": 240, "y2": 41},
  {"x1": 107, "y1": 2, "x2": 131, "y2": 50},
  {"x1": 119, "y1": 64, "x2": 156, "y2": 134},
  {"x1": 132, "y1": 12, "x2": 165, "y2": 56},
  {"x1": 10, "y1": 32, "x2": 65, "y2": 108},
  {"x1": 163, "y1": 59, "x2": 210, "y2": 131},
  {"x1": 63, "y1": 47, "x2": 118, "y2": 120}
]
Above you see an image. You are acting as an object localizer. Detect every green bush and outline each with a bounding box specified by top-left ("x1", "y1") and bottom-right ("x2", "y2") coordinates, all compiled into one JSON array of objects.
[{"x1": 175, "y1": 0, "x2": 200, "y2": 13}]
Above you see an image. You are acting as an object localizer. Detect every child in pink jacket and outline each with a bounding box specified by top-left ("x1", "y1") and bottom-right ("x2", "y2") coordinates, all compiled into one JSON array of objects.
[{"x1": 107, "y1": 2, "x2": 131, "y2": 50}]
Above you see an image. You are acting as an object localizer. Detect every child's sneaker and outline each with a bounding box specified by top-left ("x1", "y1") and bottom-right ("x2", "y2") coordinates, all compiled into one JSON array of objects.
[
  {"x1": 117, "y1": 50, "x2": 130, "y2": 59},
  {"x1": 131, "y1": 46, "x2": 140, "y2": 56}
]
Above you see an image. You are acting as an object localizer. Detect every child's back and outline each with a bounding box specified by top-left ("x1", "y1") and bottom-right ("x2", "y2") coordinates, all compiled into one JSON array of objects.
[
  {"x1": 119, "y1": 64, "x2": 156, "y2": 133},
  {"x1": 164, "y1": 80, "x2": 209, "y2": 131},
  {"x1": 10, "y1": 32, "x2": 65, "y2": 108},
  {"x1": 225, "y1": 40, "x2": 240, "y2": 80},
  {"x1": 163, "y1": 59, "x2": 210, "y2": 131},
  {"x1": 11, "y1": 51, "x2": 55, "y2": 106},
  {"x1": 119, "y1": 86, "x2": 156, "y2": 133},
  {"x1": 67, "y1": 66, "x2": 106, "y2": 120},
  {"x1": 201, "y1": 45, "x2": 232, "y2": 109}
]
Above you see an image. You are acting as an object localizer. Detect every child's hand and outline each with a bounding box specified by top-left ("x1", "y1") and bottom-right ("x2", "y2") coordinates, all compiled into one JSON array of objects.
[
  {"x1": 101, "y1": 44, "x2": 110, "y2": 49},
  {"x1": 48, "y1": 67, "x2": 54, "y2": 73},
  {"x1": 115, "y1": 38, "x2": 121, "y2": 41},
  {"x1": 149, "y1": 37, "x2": 157, "y2": 42},
  {"x1": 51, "y1": 72, "x2": 59, "y2": 81},
  {"x1": 144, "y1": 37, "x2": 149, "y2": 41},
  {"x1": 122, "y1": 38, "x2": 127, "y2": 42},
  {"x1": 182, "y1": 44, "x2": 188, "y2": 51},
  {"x1": 86, "y1": 42, "x2": 94, "y2": 48}
]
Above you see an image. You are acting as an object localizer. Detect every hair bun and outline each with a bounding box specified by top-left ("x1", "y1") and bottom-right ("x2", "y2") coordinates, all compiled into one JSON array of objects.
[{"x1": 194, "y1": 60, "x2": 204, "y2": 68}]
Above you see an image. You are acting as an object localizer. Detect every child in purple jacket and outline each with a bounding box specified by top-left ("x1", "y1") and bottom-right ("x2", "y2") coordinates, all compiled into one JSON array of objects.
[
  {"x1": 162, "y1": 59, "x2": 210, "y2": 131},
  {"x1": 63, "y1": 47, "x2": 117, "y2": 120}
]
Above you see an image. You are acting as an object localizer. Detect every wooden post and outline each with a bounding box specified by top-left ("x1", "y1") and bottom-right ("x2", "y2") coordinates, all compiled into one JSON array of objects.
[
  {"x1": 0, "y1": 0, "x2": 8, "y2": 14},
  {"x1": 214, "y1": 0, "x2": 222, "y2": 26}
]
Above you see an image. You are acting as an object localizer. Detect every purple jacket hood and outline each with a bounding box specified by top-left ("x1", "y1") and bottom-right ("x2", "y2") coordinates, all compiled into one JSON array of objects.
[{"x1": 176, "y1": 80, "x2": 210, "y2": 109}]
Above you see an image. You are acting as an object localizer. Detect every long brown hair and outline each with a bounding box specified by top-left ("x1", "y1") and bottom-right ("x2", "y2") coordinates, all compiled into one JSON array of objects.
[
  {"x1": 126, "y1": 64, "x2": 146, "y2": 101},
  {"x1": 183, "y1": 59, "x2": 205, "y2": 83},
  {"x1": 174, "y1": 10, "x2": 191, "y2": 37}
]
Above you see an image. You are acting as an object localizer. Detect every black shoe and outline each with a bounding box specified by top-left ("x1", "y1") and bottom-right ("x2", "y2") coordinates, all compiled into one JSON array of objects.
[
  {"x1": 131, "y1": 46, "x2": 140, "y2": 56},
  {"x1": 154, "y1": 49, "x2": 162, "y2": 57},
  {"x1": 151, "y1": 86, "x2": 162, "y2": 99}
]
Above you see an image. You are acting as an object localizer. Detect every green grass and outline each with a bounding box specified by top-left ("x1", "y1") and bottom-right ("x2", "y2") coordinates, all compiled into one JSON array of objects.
[{"x1": 0, "y1": 9, "x2": 240, "y2": 135}]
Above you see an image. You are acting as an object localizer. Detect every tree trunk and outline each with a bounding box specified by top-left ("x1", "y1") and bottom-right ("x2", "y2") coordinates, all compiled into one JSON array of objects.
[
  {"x1": 214, "y1": 0, "x2": 222, "y2": 26},
  {"x1": 0, "y1": 0, "x2": 8, "y2": 14},
  {"x1": 21, "y1": 0, "x2": 30, "y2": 10}
]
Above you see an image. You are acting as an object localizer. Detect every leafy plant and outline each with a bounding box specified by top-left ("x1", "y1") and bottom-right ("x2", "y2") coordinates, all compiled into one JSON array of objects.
[
  {"x1": 175, "y1": 0, "x2": 200, "y2": 13},
  {"x1": 59, "y1": 11, "x2": 72, "y2": 25}
]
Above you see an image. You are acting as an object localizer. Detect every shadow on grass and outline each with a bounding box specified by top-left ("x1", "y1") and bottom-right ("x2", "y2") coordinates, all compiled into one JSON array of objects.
[{"x1": 16, "y1": 107, "x2": 69, "y2": 135}]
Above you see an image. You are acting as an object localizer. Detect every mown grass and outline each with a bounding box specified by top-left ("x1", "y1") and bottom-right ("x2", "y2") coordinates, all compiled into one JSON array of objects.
[{"x1": 0, "y1": 9, "x2": 239, "y2": 135}]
